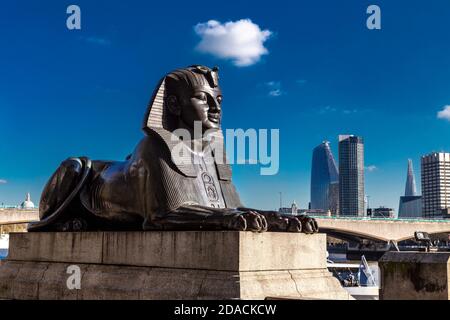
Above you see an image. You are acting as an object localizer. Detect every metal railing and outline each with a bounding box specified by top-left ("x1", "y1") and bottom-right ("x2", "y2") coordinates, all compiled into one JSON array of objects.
[{"x1": 310, "y1": 215, "x2": 450, "y2": 223}]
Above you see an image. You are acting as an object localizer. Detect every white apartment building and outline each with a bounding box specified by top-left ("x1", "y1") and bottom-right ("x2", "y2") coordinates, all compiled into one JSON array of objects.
[{"x1": 421, "y1": 152, "x2": 450, "y2": 218}]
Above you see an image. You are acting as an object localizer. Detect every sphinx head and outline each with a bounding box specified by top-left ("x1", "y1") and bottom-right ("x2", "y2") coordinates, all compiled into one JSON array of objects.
[{"x1": 143, "y1": 65, "x2": 223, "y2": 135}]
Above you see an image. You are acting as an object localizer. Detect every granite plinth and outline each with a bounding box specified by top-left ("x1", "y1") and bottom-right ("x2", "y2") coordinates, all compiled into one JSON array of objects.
[{"x1": 0, "y1": 231, "x2": 351, "y2": 300}]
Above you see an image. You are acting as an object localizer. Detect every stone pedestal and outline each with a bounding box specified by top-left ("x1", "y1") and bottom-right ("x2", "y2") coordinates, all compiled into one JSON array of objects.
[
  {"x1": 379, "y1": 252, "x2": 450, "y2": 300},
  {"x1": 0, "y1": 231, "x2": 351, "y2": 300}
]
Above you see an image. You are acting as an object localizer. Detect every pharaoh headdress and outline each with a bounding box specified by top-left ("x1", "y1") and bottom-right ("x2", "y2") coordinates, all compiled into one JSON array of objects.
[{"x1": 141, "y1": 65, "x2": 231, "y2": 180}]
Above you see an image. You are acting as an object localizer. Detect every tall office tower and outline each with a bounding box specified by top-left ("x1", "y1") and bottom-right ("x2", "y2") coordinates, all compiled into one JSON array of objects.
[
  {"x1": 421, "y1": 152, "x2": 450, "y2": 218},
  {"x1": 310, "y1": 141, "x2": 339, "y2": 214},
  {"x1": 398, "y1": 159, "x2": 422, "y2": 218},
  {"x1": 405, "y1": 159, "x2": 417, "y2": 196},
  {"x1": 338, "y1": 135, "x2": 365, "y2": 216}
]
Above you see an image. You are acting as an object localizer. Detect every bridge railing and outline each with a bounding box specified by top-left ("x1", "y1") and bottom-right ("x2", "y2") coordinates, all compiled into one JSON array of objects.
[{"x1": 308, "y1": 215, "x2": 450, "y2": 223}]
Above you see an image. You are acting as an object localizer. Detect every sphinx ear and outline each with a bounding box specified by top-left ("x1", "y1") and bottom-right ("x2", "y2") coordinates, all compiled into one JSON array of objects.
[{"x1": 166, "y1": 95, "x2": 181, "y2": 116}]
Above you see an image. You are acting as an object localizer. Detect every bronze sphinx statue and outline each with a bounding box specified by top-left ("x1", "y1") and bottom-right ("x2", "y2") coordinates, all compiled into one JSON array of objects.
[{"x1": 29, "y1": 65, "x2": 318, "y2": 234}]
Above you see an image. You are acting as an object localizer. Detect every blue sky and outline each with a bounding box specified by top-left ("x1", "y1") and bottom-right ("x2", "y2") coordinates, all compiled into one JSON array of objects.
[{"x1": 1, "y1": 0, "x2": 450, "y2": 211}]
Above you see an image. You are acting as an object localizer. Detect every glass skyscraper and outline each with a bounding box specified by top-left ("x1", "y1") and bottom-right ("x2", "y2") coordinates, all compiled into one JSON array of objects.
[
  {"x1": 404, "y1": 159, "x2": 417, "y2": 197},
  {"x1": 398, "y1": 159, "x2": 422, "y2": 219},
  {"x1": 338, "y1": 135, "x2": 365, "y2": 216},
  {"x1": 310, "y1": 141, "x2": 339, "y2": 214}
]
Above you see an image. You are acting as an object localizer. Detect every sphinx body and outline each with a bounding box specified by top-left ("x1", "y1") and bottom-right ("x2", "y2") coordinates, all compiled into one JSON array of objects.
[{"x1": 28, "y1": 66, "x2": 318, "y2": 233}]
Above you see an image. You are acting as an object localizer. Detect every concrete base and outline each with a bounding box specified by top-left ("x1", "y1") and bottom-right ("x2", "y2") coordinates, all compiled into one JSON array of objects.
[
  {"x1": 379, "y1": 252, "x2": 450, "y2": 300},
  {"x1": 0, "y1": 231, "x2": 351, "y2": 300}
]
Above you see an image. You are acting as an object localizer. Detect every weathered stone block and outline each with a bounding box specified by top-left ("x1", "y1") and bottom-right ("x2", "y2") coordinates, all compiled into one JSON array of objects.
[
  {"x1": 379, "y1": 252, "x2": 450, "y2": 300},
  {"x1": 0, "y1": 231, "x2": 351, "y2": 300}
]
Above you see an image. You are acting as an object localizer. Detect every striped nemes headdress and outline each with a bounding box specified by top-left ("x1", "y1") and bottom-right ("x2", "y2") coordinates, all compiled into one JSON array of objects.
[
  {"x1": 140, "y1": 65, "x2": 231, "y2": 181},
  {"x1": 142, "y1": 65, "x2": 220, "y2": 132}
]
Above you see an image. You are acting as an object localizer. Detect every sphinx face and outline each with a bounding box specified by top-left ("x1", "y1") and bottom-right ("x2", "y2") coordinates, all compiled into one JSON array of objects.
[{"x1": 180, "y1": 87, "x2": 223, "y2": 132}]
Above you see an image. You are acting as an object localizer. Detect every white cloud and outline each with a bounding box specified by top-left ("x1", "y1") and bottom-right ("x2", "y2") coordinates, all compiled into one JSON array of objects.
[
  {"x1": 319, "y1": 105, "x2": 337, "y2": 114},
  {"x1": 265, "y1": 81, "x2": 284, "y2": 97},
  {"x1": 437, "y1": 105, "x2": 450, "y2": 121},
  {"x1": 194, "y1": 19, "x2": 272, "y2": 67},
  {"x1": 0, "y1": 179, "x2": 7, "y2": 184},
  {"x1": 318, "y1": 106, "x2": 362, "y2": 115},
  {"x1": 365, "y1": 165, "x2": 377, "y2": 172},
  {"x1": 269, "y1": 89, "x2": 282, "y2": 97}
]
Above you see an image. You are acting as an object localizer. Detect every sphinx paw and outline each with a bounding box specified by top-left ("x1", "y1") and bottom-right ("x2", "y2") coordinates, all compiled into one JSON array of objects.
[
  {"x1": 286, "y1": 216, "x2": 302, "y2": 232},
  {"x1": 243, "y1": 211, "x2": 268, "y2": 232},
  {"x1": 228, "y1": 211, "x2": 267, "y2": 232},
  {"x1": 297, "y1": 215, "x2": 319, "y2": 234},
  {"x1": 57, "y1": 218, "x2": 88, "y2": 232}
]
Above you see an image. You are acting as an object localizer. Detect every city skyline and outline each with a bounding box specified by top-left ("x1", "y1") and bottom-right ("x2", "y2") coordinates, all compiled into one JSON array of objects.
[
  {"x1": 1, "y1": 1, "x2": 450, "y2": 211},
  {"x1": 4, "y1": 138, "x2": 446, "y2": 217}
]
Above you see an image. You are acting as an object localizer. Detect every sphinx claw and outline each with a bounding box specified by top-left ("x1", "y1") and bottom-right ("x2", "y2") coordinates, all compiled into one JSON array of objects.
[
  {"x1": 228, "y1": 214, "x2": 247, "y2": 231},
  {"x1": 260, "y1": 215, "x2": 268, "y2": 232},
  {"x1": 287, "y1": 217, "x2": 302, "y2": 233}
]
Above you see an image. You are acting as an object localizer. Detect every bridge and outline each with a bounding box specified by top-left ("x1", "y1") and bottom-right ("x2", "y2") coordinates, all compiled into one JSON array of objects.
[
  {"x1": 314, "y1": 216, "x2": 450, "y2": 243},
  {"x1": 1, "y1": 209, "x2": 450, "y2": 244},
  {"x1": 0, "y1": 209, "x2": 39, "y2": 225},
  {"x1": 0, "y1": 209, "x2": 38, "y2": 233}
]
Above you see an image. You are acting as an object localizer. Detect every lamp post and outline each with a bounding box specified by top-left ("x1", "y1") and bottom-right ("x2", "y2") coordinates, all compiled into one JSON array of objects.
[{"x1": 279, "y1": 192, "x2": 282, "y2": 211}]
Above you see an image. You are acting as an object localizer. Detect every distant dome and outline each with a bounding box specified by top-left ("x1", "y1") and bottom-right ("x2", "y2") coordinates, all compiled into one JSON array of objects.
[{"x1": 20, "y1": 193, "x2": 35, "y2": 209}]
